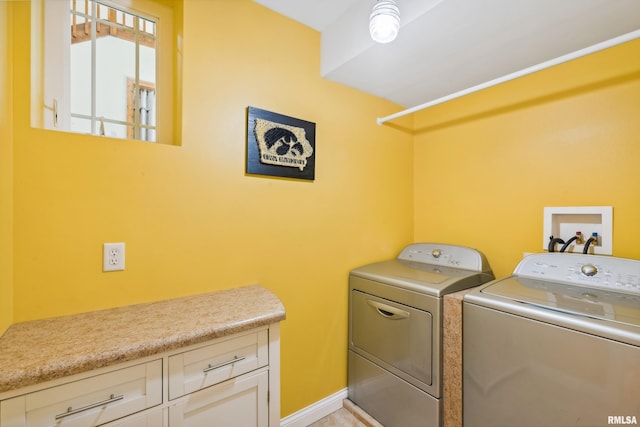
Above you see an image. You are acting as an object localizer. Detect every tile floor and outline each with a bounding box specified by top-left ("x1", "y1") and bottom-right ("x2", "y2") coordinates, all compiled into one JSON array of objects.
[
  {"x1": 307, "y1": 400, "x2": 383, "y2": 427},
  {"x1": 308, "y1": 408, "x2": 368, "y2": 426}
]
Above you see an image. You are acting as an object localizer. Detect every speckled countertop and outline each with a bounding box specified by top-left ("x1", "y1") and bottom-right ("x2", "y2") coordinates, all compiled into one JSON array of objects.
[
  {"x1": 0, "y1": 285, "x2": 286, "y2": 394},
  {"x1": 442, "y1": 288, "x2": 473, "y2": 427}
]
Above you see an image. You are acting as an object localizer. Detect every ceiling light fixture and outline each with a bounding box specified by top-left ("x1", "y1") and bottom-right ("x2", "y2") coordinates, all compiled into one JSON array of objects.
[{"x1": 369, "y1": 0, "x2": 400, "y2": 44}]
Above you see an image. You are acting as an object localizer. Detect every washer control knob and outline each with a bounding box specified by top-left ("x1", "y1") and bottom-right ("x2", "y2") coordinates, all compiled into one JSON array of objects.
[
  {"x1": 580, "y1": 264, "x2": 598, "y2": 277},
  {"x1": 432, "y1": 249, "x2": 442, "y2": 259}
]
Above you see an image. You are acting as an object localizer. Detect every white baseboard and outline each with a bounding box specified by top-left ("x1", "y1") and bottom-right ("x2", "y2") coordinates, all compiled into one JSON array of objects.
[{"x1": 280, "y1": 388, "x2": 348, "y2": 427}]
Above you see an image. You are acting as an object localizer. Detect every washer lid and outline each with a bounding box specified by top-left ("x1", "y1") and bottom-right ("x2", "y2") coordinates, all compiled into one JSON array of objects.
[{"x1": 480, "y1": 276, "x2": 640, "y2": 329}]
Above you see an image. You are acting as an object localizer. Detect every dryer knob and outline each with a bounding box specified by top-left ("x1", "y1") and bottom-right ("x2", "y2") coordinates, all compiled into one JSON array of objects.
[
  {"x1": 581, "y1": 264, "x2": 598, "y2": 277},
  {"x1": 432, "y1": 249, "x2": 442, "y2": 259}
]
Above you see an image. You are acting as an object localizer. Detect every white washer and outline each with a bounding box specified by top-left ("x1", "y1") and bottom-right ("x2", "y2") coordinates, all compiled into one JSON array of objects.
[
  {"x1": 348, "y1": 243, "x2": 494, "y2": 427},
  {"x1": 464, "y1": 253, "x2": 640, "y2": 427}
]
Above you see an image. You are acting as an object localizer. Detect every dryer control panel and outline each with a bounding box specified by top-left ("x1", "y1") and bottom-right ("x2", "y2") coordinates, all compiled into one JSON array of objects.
[
  {"x1": 515, "y1": 253, "x2": 640, "y2": 295},
  {"x1": 398, "y1": 243, "x2": 491, "y2": 273}
]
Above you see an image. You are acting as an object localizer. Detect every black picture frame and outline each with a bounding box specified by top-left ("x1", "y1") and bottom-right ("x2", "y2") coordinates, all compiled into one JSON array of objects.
[{"x1": 246, "y1": 106, "x2": 316, "y2": 181}]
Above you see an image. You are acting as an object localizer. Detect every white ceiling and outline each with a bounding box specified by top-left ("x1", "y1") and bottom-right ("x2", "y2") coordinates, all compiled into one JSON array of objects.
[{"x1": 253, "y1": 0, "x2": 640, "y2": 109}]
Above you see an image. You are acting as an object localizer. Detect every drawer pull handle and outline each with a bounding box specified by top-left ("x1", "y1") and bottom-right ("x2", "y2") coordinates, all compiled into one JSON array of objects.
[
  {"x1": 367, "y1": 300, "x2": 410, "y2": 320},
  {"x1": 55, "y1": 394, "x2": 124, "y2": 420},
  {"x1": 203, "y1": 355, "x2": 246, "y2": 373}
]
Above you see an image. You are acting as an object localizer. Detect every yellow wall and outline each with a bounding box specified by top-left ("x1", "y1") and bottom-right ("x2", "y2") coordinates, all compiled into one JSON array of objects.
[
  {"x1": 0, "y1": 1, "x2": 14, "y2": 335},
  {"x1": 8, "y1": 0, "x2": 413, "y2": 417},
  {"x1": 413, "y1": 39, "x2": 640, "y2": 278},
  {"x1": 6, "y1": 0, "x2": 640, "y2": 419}
]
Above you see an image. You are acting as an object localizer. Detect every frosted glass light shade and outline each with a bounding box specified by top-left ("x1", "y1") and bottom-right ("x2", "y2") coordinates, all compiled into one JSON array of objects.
[{"x1": 369, "y1": 0, "x2": 400, "y2": 43}]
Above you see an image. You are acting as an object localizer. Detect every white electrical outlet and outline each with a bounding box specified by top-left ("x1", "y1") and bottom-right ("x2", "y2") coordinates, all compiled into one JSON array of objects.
[{"x1": 103, "y1": 242, "x2": 125, "y2": 272}]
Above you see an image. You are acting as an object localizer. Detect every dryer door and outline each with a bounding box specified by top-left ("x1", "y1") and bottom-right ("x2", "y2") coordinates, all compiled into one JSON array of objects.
[{"x1": 350, "y1": 289, "x2": 432, "y2": 388}]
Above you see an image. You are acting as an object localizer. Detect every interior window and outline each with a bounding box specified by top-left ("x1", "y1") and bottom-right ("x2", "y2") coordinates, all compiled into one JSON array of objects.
[
  {"x1": 31, "y1": 0, "x2": 182, "y2": 145},
  {"x1": 70, "y1": 0, "x2": 157, "y2": 141}
]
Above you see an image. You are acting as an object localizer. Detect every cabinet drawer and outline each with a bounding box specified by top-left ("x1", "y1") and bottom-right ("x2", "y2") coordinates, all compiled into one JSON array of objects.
[
  {"x1": 0, "y1": 359, "x2": 162, "y2": 427},
  {"x1": 168, "y1": 330, "x2": 268, "y2": 400}
]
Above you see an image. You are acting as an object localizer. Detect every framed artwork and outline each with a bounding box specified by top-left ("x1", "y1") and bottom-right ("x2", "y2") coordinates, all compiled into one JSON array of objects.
[{"x1": 246, "y1": 106, "x2": 316, "y2": 180}]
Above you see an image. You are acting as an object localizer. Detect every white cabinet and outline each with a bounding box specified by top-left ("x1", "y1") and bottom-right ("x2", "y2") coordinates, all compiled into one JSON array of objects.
[
  {"x1": 167, "y1": 329, "x2": 271, "y2": 427},
  {"x1": 0, "y1": 325, "x2": 280, "y2": 427}
]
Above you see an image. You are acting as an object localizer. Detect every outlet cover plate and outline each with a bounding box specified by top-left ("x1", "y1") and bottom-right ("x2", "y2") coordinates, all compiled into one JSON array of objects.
[{"x1": 103, "y1": 242, "x2": 125, "y2": 272}]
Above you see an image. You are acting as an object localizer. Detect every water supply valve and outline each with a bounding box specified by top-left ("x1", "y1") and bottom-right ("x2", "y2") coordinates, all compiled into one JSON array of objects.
[{"x1": 575, "y1": 231, "x2": 583, "y2": 245}]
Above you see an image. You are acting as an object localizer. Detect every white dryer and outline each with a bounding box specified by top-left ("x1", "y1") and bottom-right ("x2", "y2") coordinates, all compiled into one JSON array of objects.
[
  {"x1": 348, "y1": 243, "x2": 494, "y2": 427},
  {"x1": 464, "y1": 252, "x2": 640, "y2": 426}
]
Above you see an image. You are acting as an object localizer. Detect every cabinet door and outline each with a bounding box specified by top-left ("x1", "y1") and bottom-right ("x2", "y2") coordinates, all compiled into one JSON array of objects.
[{"x1": 168, "y1": 370, "x2": 268, "y2": 427}]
